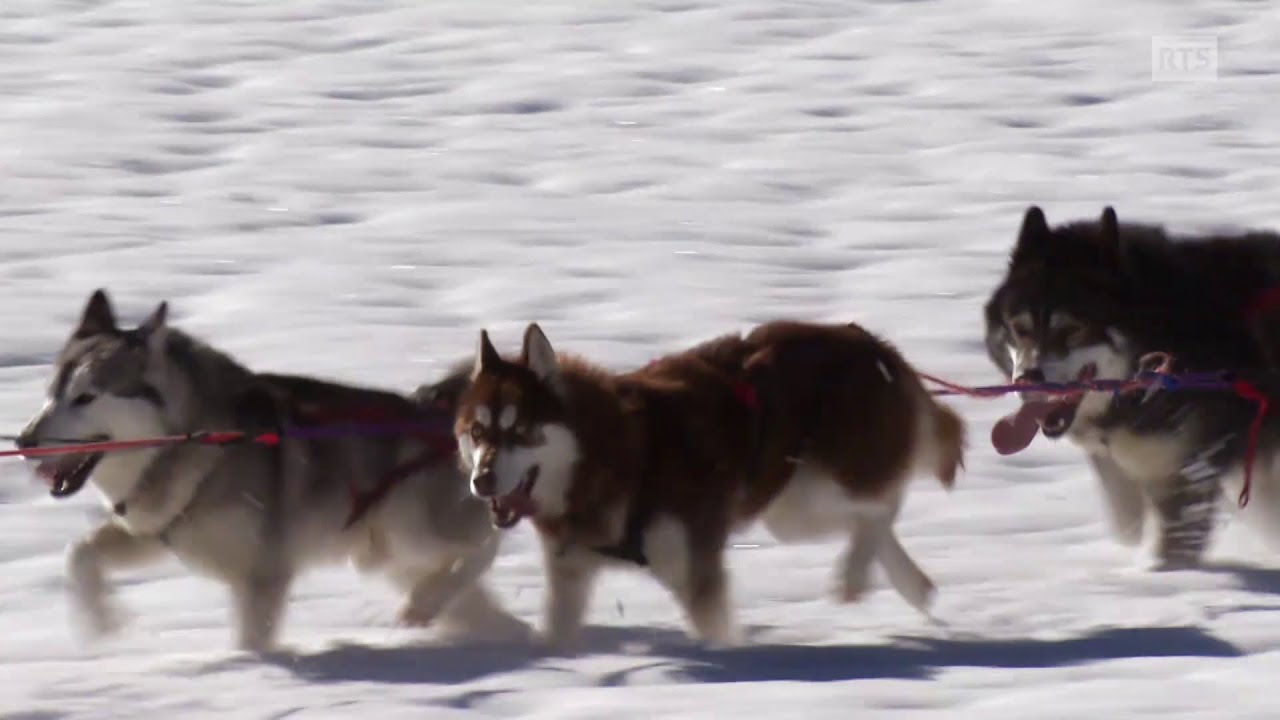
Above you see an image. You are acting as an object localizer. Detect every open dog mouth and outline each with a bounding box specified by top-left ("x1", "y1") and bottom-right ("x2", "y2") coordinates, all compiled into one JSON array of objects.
[
  {"x1": 35, "y1": 452, "x2": 104, "y2": 498},
  {"x1": 488, "y1": 466, "x2": 540, "y2": 529},
  {"x1": 991, "y1": 363, "x2": 1097, "y2": 455},
  {"x1": 1033, "y1": 362, "x2": 1097, "y2": 439}
]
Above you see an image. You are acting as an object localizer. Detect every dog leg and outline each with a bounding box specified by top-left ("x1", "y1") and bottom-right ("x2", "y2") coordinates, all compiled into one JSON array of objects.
[
  {"x1": 230, "y1": 571, "x2": 292, "y2": 652},
  {"x1": 838, "y1": 517, "x2": 882, "y2": 604},
  {"x1": 1148, "y1": 472, "x2": 1221, "y2": 570},
  {"x1": 1089, "y1": 454, "x2": 1146, "y2": 546},
  {"x1": 846, "y1": 499, "x2": 935, "y2": 614},
  {"x1": 541, "y1": 548, "x2": 599, "y2": 654},
  {"x1": 877, "y1": 526, "x2": 936, "y2": 614},
  {"x1": 66, "y1": 521, "x2": 168, "y2": 639},
  {"x1": 436, "y1": 581, "x2": 532, "y2": 643},
  {"x1": 645, "y1": 515, "x2": 739, "y2": 648},
  {"x1": 398, "y1": 535, "x2": 499, "y2": 627},
  {"x1": 683, "y1": 546, "x2": 739, "y2": 649}
]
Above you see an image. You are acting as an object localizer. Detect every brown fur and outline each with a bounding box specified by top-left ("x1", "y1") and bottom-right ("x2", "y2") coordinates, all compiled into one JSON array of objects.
[{"x1": 456, "y1": 320, "x2": 965, "y2": 648}]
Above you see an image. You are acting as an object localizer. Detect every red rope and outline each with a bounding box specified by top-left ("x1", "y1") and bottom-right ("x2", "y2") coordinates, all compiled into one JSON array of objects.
[
  {"x1": 0, "y1": 431, "x2": 260, "y2": 459},
  {"x1": 1232, "y1": 380, "x2": 1270, "y2": 508},
  {"x1": 1244, "y1": 286, "x2": 1280, "y2": 320},
  {"x1": 918, "y1": 372, "x2": 1008, "y2": 398}
]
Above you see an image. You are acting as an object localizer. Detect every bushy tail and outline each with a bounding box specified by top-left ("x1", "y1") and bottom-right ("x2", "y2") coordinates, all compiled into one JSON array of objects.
[{"x1": 929, "y1": 400, "x2": 966, "y2": 490}]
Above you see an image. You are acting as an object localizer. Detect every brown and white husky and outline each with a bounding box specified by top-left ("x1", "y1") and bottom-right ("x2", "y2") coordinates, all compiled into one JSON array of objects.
[{"x1": 454, "y1": 320, "x2": 965, "y2": 650}]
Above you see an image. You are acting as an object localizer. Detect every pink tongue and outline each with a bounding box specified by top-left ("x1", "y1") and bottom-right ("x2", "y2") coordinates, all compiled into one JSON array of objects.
[
  {"x1": 35, "y1": 464, "x2": 57, "y2": 488},
  {"x1": 494, "y1": 489, "x2": 538, "y2": 519},
  {"x1": 991, "y1": 401, "x2": 1059, "y2": 455}
]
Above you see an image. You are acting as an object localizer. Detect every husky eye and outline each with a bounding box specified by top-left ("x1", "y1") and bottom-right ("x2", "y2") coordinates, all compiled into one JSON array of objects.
[
  {"x1": 1009, "y1": 322, "x2": 1032, "y2": 340},
  {"x1": 1060, "y1": 321, "x2": 1085, "y2": 338},
  {"x1": 71, "y1": 393, "x2": 96, "y2": 408}
]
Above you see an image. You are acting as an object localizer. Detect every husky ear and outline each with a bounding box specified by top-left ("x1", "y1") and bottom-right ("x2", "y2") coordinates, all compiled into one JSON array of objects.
[
  {"x1": 1012, "y1": 205, "x2": 1051, "y2": 259},
  {"x1": 74, "y1": 288, "x2": 118, "y2": 338},
  {"x1": 1099, "y1": 206, "x2": 1119, "y2": 242},
  {"x1": 520, "y1": 323, "x2": 561, "y2": 388},
  {"x1": 472, "y1": 329, "x2": 502, "y2": 379},
  {"x1": 1097, "y1": 205, "x2": 1129, "y2": 269},
  {"x1": 136, "y1": 301, "x2": 170, "y2": 350}
]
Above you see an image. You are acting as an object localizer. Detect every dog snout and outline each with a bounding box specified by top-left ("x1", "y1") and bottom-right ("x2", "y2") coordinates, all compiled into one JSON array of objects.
[
  {"x1": 14, "y1": 431, "x2": 37, "y2": 450},
  {"x1": 1015, "y1": 367, "x2": 1045, "y2": 385},
  {"x1": 471, "y1": 469, "x2": 498, "y2": 498}
]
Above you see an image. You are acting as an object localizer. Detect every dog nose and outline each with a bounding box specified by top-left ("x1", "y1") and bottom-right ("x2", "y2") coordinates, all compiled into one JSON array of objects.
[
  {"x1": 14, "y1": 432, "x2": 37, "y2": 450},
  {"x1": 472, "y1": 470, "x2": 498, "y2": 497},
  {"x1": 1015, "y1": 368, "x2": 1045, "y2": 385}
]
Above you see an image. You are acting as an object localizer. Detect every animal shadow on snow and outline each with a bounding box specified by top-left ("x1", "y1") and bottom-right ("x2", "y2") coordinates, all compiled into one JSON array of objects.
[
  {"x1": 254, "y1": 625, "x2": 713, "y2": 685},
  {"x1": 1200, "y1": 560, "x2": 1280, "y2": 596},
  {"x1": 1193, "y1": 561, "x2": 1280, "y2": 618},
  {"x1": 669, "y1": 625, "x2": 1241, "y2": 684},
  {"x1": 250, "y1": 623, "x2": 1240, "y2": 685}
]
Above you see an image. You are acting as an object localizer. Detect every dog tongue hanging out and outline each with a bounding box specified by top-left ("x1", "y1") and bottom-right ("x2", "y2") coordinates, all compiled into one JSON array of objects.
[{"x1": 991, "y1": 363, "x2": 1098, "y2": 455}]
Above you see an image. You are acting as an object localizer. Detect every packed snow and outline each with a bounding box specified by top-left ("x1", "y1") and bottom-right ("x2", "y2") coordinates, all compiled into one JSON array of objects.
[{"x1": 2, "y1": 0, "x2": 1279, "y2": 717}]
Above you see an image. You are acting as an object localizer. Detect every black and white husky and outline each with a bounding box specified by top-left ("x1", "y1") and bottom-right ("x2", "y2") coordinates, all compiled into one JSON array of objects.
[{"x1": 983, "y1": 206, "x2": 1280, "y2": 569}]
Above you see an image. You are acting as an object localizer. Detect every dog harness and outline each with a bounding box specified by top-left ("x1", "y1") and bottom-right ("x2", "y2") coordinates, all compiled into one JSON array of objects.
[
  {"x1": 282, "y1": 398, "x2": 458, "y2": 529},
  {"x1": 588, "y1": 379, "x2": 764, "y2": 566}
]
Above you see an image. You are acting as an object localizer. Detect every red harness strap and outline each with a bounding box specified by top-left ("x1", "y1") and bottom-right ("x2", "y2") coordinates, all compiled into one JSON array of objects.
[
  {"x1": 732, "y1": 380, "x2": 760, "y2": 411},
  {"x1": 291, "y1": 398, "x2": 458, "y2": 529},
  {"x1": 1235, "y1": 286, "x2": 1280, "y2": 508},
  {"x1": 1243, "y1": 285, "x2": 1280, "y2": 321},
  {"x1": 1232, "y1": 380, "x2": 1268, "y2": 509},
  {"x1": 342, "y1": 433, "x2": 458, "y2": 529}
]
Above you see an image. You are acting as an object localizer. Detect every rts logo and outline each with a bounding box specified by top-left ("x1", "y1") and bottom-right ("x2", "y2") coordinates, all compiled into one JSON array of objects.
[{"x1": 1151, "y1": 35, "x2": 1219, "y2": 81}]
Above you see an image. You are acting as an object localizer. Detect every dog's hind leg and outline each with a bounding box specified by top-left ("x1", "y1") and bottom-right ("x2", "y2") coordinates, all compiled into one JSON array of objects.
[
  {"x1": 838, "y1": 516, "x2": 882, "y2": 604},
  {"x1": 844, "y1": 497, "x2": 936, "y2": 614},
  {"x1": 230, "y1": 571, "x2": 293, "y2": 652},
  {"x1": 843, "y1": 500, "x2": 935, "y2": 614},
  {"x1": 434, "y1": 581, "x2": 531, "y2": 643},
  {"x1": 1148, "y1": 471, "x2": 1221, "y2": 570},
  {"x1": 877, "y1": 525, "x2": 936, "y2": 614},
  {"x1": 397, "y1": 535, "x2": 509, "y2": 632},
  {"x1": 66, "y1": 521, "x2": 168, "y2": 639}
]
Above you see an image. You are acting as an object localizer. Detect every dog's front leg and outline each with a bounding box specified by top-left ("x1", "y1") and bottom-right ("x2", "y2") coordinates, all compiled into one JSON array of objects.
[
  {"x1": 540, "y1": 544, "x2": 599, "y2": 654},
  {"x1": 1089, "y1": 454, "x2": 1146, "y2": 546},
  {"x1": 66, "y1": 521, "x2": 168, "y2": 639},
  {"x1": 646, "y1": 515, "x2": 740, "y2": 648},
  {"x1": 230, "y1": 571, "x2": 293, "y2": 653},
  {"x1": 1148, "y1": 469, "x2": 1221, "y2": 570}
]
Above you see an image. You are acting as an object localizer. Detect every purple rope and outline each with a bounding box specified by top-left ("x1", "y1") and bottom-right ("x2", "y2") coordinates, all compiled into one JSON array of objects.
[{"x1": 930, "y1": 370, "x2": 1237, "y2": 398}]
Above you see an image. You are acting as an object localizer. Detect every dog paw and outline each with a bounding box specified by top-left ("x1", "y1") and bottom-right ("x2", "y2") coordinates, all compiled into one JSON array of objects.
[
  {"x1": 234, "y1": 632, "x2": 279, "y2": 655},
  {"x1": 697, "y1": 628, "x2": 743, "y2": 651},
  {"x1": 1147, "y1": 554, "x2": 1203, "y2": 572},
  {"x1": 396, "y1": 604, "x2": 441, "y2": 628},
  {"x1": 838, "y1": 576, "x2": 871, "y2": 604},
  {"x1": 71, "y1": 601, "x2": 128, "y2": 641},
  {"x1": 535, "y1": 628, "x2": 583, "y2": 656},
  {"x1": 912, "y1": 579, "x2": 938, "y2": 613}
]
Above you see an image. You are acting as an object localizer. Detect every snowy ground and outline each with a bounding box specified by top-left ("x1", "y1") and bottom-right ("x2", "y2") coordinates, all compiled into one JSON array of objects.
[{"x1": 2, "y1": 0, "x2": 1280, "y2": 717}]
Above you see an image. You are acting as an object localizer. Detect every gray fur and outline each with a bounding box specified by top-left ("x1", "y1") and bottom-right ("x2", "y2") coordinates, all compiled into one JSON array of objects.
[{"x1": 18, "y1": 289, "x2": 527, "y2": 651}]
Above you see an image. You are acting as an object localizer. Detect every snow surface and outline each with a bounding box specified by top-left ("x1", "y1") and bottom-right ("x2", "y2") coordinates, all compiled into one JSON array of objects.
[{"x1": 2, "y1": 0, "x2": 1280, "y2": 717}]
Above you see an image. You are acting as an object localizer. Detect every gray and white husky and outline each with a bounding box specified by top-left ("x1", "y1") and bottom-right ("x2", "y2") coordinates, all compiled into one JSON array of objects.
[{"x1": 16, "y1": 289, "x2": 526, "y2": 651}]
